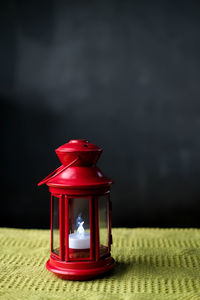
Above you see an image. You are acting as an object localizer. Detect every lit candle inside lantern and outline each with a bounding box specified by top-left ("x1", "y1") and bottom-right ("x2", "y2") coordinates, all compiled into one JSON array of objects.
[{"x1": 69, "y1": 219, "x2": 90, "y2": 249}]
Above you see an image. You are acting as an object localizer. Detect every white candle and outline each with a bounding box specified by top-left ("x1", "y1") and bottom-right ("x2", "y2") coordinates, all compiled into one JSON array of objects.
[
  {"x1": 69, "y1": 232, "x2": 90, "y2": 249},
  {"x1": 69, "y1": 220, "x2": 90, "y2": 249}
]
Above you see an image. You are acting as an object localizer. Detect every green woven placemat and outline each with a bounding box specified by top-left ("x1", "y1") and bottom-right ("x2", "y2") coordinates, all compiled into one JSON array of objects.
[{"x1": 0, "y1": 228, "x2": 200, "y2": 300}]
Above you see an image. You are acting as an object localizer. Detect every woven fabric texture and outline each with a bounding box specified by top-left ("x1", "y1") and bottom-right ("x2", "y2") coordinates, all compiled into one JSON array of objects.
[{"x1": 0, "y1": 228, "x2": 200, "y2": 300}]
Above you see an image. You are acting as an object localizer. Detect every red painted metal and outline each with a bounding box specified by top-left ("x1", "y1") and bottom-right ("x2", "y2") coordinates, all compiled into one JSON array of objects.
[
  {"x1": 108, "y1": 195, "x2": 112, "y2": 253},
  {"x1": 94, "y1": 196, "x2": 99, "y2": 261},
  {"x1": 38, "y1": 157, "x2": 79, "y2": 186},
  {"x1": 50, "y1": 195, "x2": 53, "y2": 253},
  {"x1": 46, "y1": 256, "x2": 115, "y2": 280},
  {"x1": 55, "y1": 139, "x2": 102, "y2": 167},
  {"x1": 38, "y1": 139, "x2": 115, "y2": 280},
  {"x1": 59, "y1": 196, "x2": 65, "y2": 260},
  {"x1": 49, "y1": 186, "x2": 111, "y2": 196},
  {"x1": 89, "y1": 196, "x2": 94, "y2": 261},
  {"x1": 65, "y1": 195, "x2": 69, "y2": 261}
]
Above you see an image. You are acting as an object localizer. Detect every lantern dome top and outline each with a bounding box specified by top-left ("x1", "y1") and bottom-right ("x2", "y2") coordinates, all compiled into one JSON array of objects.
[
  {"x1": 55, "y1": 139, "x2": 103, "y2": 167},
  {"x1": 56, "y1": 139, "x2": 102, "y2": 153}
]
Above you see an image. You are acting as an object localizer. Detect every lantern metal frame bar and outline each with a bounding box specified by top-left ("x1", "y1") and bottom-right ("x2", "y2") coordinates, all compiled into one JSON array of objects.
[
  {"x1": 106, "y1": 193, "x2": 110, "y2": 256},
  {"x1": 65, "y1": 195, "x2": 69, "y2": 261},
  {"x1": 108, "y1": 194, "x2": 112, "y2": 253},
  {"x1": 50, "y1": 194, "x2": 53, "y2": 253},
  {"x1": 106, "y1": 194, "x2": 110, "y2": 255},
  {"x1": 60, "y1": 195, "x2": 65, "y2": 260},
  {"x1": 94, "y1": 196, "x2": 99, "y2": 261},
  {"x1": 89, "y1": 196, "x2": 94, "y2": 261}
]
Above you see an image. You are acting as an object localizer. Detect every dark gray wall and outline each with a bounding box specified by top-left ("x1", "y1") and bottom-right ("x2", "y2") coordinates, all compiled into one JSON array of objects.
[{"x1": 1, "y1": 0, "x2": 200, "y2": 228}]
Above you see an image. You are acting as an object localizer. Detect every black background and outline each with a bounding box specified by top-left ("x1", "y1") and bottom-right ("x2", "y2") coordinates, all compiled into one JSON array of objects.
[{"x1": 1, "y1": 0, "x2": 200, "y2": 228}]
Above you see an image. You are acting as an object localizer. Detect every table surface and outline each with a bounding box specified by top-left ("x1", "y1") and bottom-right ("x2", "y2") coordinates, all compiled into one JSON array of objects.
[{"x1": 0, "y1": 228, "x2": 200, "y2": 300}]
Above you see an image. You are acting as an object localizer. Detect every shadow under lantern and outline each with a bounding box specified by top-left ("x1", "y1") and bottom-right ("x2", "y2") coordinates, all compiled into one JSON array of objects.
[{"x1": 38, "y1": 139, "x2": 115, "y2": 280}]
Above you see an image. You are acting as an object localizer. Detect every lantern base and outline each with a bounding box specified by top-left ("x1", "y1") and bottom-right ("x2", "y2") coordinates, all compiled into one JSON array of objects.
[{"x1": 46, "y1": 255, "x2": 115, "y2": 280}]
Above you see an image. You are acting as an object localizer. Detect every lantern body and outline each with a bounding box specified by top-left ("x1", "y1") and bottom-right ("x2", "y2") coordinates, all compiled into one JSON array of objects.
[{"x1": 38, "y1": 139, "x2": 115, "y2": 280}]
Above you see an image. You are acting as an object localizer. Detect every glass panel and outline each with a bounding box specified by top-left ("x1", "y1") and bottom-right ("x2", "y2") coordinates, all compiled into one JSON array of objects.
[
  {"x1": 68, "y1": 198, "x2": 90, "y2": 259},
  {"x1": 99, "y1": 195, "x2": 109, "y2": 256},
  {"x1": 52, "y1": 196, "x2": 60, "y2": 256}
]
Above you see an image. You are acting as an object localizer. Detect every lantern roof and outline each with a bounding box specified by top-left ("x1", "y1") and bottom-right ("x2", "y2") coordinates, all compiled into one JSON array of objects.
[
  {"x1": 46, "y1": 166, "x2": 113, "y2": 188},
  {"x1": 38, "y1": 139, "x2": 113, "y2": 189}
]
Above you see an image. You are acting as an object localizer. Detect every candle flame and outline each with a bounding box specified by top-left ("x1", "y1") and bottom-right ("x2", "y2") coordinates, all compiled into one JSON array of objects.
[{"x1": 77, "y1": 221, "x2": 85, "y2": 235}]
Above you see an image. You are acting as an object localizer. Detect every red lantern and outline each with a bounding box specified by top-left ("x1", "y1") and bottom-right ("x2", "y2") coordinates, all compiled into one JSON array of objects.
[{"x1": 38, "y1": 139, "x2": 115, "y2": 280}]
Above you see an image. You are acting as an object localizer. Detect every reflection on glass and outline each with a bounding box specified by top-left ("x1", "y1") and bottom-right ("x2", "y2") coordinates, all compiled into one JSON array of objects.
[
  {"x1": 99, "y1": 196, "x2": 109, "y2": 256},
  {"x1": 52, "y1": 196, "x2": 60, "y2": 256},
  {"x1": 68, "y1": 198, "x2": 90, "y2": 259}
]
